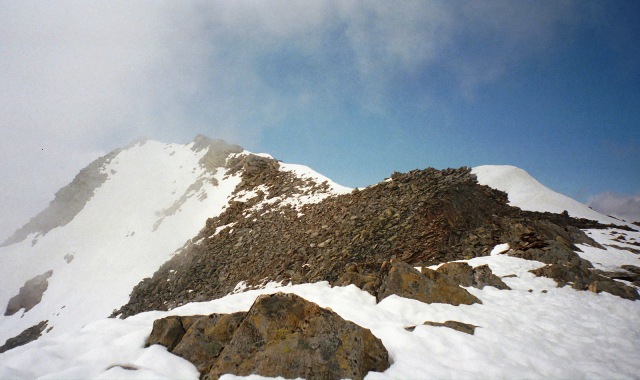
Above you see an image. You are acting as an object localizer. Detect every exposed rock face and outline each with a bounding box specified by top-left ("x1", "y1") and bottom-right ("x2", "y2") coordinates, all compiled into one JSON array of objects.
[
  {"x1": 436, "y1": 262, "x2": 510, "y2": 290},
  {"x1": 146, "y1": 316, "x2": 187, "y2": 351},
  {"x1": 377, "y1": 262, "x2": 481, "y2": 305},
  {"x1": 587, "y1": 280, "x2": 640, "y2": 300},
  {"x1": 530, "y1": 264, "x2": 640, "y2": 301},
  {"x1": 146, "y1": 293, "x2": 389, "y2": 380},
  {"x1": 146, "y1": 312, "x2": 245, "y2": 375},
  {"x1": 5, "y1": 270, "x2": 53, "y2": 316},
  {"x1": 0, "y1": 320, "x2": 48, "y2": 353},
  {"x1": 115, "y1": 165, "x2": 628, "y2": 318},
  {"x1": 595, "y1": 265, "x2": 640, "y2": 286}
]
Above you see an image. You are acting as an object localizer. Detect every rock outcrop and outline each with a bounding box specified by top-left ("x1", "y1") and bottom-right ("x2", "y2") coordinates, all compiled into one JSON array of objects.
[
  {"x1": 116, "y1": 166, "x2": 623, "y2": 318},
  {"x1": 146, "y1": 293, "x2": 389, "y2": 380},
  {"x1": 4, "y1": 270, "x2": 53, "y2": 316},
  {"x1": 0, "y1": 320, "x2": 48, "y2": 353},
  {"x1": 377, "y1": 262, "x2": 481, "y2": 305},
  {"x1": 530, "y1": 264, "x2": 640, "y2": 300},
  {"x1": 146, "y1": 312, "x2": 245, "y2": 375},
  {"x1": 436, "y1": 262, "x2": 510, "y2": 290}
]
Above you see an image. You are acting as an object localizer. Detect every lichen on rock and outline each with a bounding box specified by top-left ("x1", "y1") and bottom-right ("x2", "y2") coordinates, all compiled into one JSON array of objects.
[
  {"x1": 146, "y1": 293, "x2": 390, "y2": 380},
  {"x1": 377, "y1": 262, "x2": 481, "y2": 305}
]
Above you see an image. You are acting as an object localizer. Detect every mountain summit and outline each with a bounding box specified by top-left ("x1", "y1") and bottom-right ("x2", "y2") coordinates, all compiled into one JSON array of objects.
[{"x1": 1, "y1": 136, "x2": 639, "y2": 379}]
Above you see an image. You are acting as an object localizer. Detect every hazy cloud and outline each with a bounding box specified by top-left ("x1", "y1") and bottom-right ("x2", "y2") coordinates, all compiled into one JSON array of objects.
[
  {"x1": 0, "y1": 0, "x2": 594, "y2": 238},
  {"x1": 587, "y1": 192, "x2": 640, "y2": 222}
]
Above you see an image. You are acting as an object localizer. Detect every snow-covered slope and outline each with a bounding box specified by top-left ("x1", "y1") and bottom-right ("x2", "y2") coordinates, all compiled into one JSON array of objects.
[
  {"x1": 0, "y1": 138, "x2": 238, "y2": 343},
  {"x1": 0, "y1": 137, "x2": 349, "y2": 345},
  {"x1": 1, "y1": 148, "x2": 639, "y2": 379},
  {"x1": 1, "y1": 246, "x2": 639, "y2": 379},
  {"x1": 472, "y1": 165, "x2": 621, "y2": 225}
]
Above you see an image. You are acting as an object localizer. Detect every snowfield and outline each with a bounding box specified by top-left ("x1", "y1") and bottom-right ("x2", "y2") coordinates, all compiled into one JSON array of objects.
[
  {"x1": 1, "y1": 248, "x2": 639, "y2": 379},
  {"x1": 0, "y1": 140, "x2": 348, "y2": 345},
  {"x1": 1, "y1": 144, "x2": 639, "y2": 379}
]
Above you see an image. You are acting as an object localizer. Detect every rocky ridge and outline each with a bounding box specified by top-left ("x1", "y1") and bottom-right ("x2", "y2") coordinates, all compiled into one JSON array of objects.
[{"x1": 115, "y1": 156, "x2": 638, "y2": 319}]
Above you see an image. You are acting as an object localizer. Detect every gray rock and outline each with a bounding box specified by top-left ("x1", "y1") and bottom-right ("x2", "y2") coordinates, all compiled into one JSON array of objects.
[
  {"x1": 4, "y1": 270, "x2": 53, "y2": 316},
  {"x1": 0, "y1": 320, "x2": 48, "y2": 353}
]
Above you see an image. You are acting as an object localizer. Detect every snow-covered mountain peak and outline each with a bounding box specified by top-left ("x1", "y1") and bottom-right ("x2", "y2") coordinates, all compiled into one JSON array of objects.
[
  {"x1": 0, "y1": 136, "x2": 348, "y2": 345},
  {"x1": 472, "y1": 165, "x2": 621, "y2": 225},
  {"x1": 1, "y1": 146, "x2": 639, "y2": 379}
]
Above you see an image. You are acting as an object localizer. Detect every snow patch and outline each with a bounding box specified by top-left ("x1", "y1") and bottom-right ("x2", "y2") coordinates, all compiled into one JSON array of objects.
[{"x1": 490, "y1": 243, "x2": 510, "y2": 256}]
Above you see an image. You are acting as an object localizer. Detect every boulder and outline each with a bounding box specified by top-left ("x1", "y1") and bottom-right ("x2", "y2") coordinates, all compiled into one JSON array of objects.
[
  {"x1": 530, "y1": 263, "x2": 595, "y2": 290},
  {"x1": 436, "y1": 262, "x2": 510, "y2": 290},
  {"x1": 210, "y1": 293, "x2": 389, "y2": 380},
  {"x1": 174, "y1": 313, "x2": 245, "y2": 375},
  {"x1": 147, "y1": 293, "x2": 390, "y2": 380},
  {"x1": 333, "y1": 265, "x2": 380, "y2": 296},
  {"x1": 145, "y1": 315, "x2": 187, "y2": 351},
  {"x1": 377, "y1": 262, "x2": 481, "y2": 305}
]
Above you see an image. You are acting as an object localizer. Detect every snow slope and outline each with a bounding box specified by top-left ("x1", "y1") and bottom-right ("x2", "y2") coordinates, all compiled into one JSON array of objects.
[
  {"x1": 0, "y1": 139, "x2": 243, "y2": 343},
  {"x1": 0, "y1": 138, "x2": 349, "y2": 345},
  {"x1": 1, "y1": 249, "x2": 639, "y2": 379},
  {"x1": 2, "y1": 151, "x2": 639, "y2": 379},
  {"x1": 472, "y1": 165, "x2": 621, "y2": 225}
]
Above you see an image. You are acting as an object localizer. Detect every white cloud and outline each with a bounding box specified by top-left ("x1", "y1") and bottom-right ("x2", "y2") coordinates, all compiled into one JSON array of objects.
[
  {"x1": 0, "y1": 0, "x2": 591, "y2": 239},
  {"x1": 587, "y1": 192, "x2": 640, "y2": 223}
]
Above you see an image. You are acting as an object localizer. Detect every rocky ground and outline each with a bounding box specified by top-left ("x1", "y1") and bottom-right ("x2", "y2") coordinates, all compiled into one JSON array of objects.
[
  {"x1": 103, "y1": 155, "x2": 640, "y2": 379},
  {"x1": 115, "y1": 156, "x2": 636, "y2": 319}
]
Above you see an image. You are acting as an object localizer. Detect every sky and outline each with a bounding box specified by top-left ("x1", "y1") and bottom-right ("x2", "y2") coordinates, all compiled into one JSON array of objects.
[{"x1": 1, "y1": 0, "x2": 639, "y2": 240}]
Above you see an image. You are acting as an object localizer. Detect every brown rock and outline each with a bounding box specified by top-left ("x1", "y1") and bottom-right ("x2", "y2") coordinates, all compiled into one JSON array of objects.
[
  {"x1": 377, "y1": 262, "x2": 481, "y2": 305},
  {"x1": 334, "y1": 271, "x2": 380, "y2": 296},
  {"x1": 531, "y1": 263, "x2": 639, "y2": 301},
  {"x1": 172, "y1": 312, "x2": 245, "y2": 374},
  {"x1": 145, "y1": 316, "x2": 186, "y2": 351},
  {"x1": 436, "y1": 262, "x2": 510, "y2": 290},
  {"x1": 588, "y1": 281, "x2": 640, "y2": 301},
  {"x1": 423, "y1": 320, "x2": 477, "y2": 335},
  {"x1": 530, "y1": 263, "x2": 592, "y2": 289},
  {"x1": 210, "y1": 293, "x2": 389, "y2": 380}
]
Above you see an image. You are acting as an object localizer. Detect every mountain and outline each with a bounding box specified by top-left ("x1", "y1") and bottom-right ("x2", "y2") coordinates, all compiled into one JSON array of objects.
[
  {"x1": 0, "y1": 136, "x2": 349, "y2": 343},
  {"x1": 1, "y1": 136, "x2": 639, "y2": 379}
]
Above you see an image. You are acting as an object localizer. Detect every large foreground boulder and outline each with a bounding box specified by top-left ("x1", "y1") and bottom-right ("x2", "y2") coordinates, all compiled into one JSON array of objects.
[{"x1": 146, "y1": 293, "x2": 390, "y2": 380}]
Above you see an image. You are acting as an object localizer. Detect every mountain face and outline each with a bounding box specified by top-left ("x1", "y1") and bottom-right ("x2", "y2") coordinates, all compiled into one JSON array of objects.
[
  {"x1": 1, "y1": 136, "x2": 639, "y2": 379},
  {"x1": 0, "y1": 136, "x2": 348, "y2": 344}
]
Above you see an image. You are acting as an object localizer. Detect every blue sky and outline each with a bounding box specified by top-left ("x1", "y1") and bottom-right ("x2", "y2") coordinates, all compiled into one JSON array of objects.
[{"x1": 1, "y1": 1, "x2": 639, "y2": 238}]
